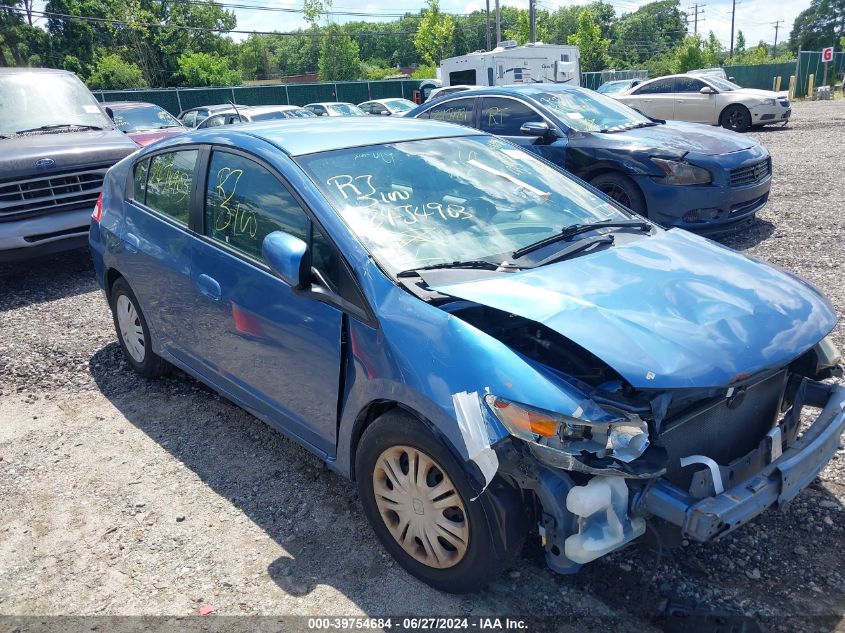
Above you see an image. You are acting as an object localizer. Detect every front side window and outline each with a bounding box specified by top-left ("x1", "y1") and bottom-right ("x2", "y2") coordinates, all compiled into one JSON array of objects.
[
  {"x1": 296, "y1": 135, "x2": 628, "y2": 273},
  {"x1": 145, "y1": 150, "x2": 198, "y2": 224},
  {"x1": 423, "y1": 98, "x2": 475, "y2": 126},
  {"x1": 675, "y1": 77, "x2": 706, "y2": 93},
  {"x1": 480, "y1": 97, "x2": 543, "y2": 136},
  {"x1": 204, "y1": 151, "x2": 309, "y2": 260},
  {"x1": 634, "y1": 79, "x2": 674, "y2": 95}
]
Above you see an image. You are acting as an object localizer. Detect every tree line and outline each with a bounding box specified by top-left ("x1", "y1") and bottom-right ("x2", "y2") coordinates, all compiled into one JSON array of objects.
[{"x1": 0, "y1": 0, "x2": 841, "y2": 89}]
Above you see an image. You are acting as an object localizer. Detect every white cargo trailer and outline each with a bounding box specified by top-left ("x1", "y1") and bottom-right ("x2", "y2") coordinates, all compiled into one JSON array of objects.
[{"x1": 439, "y1": 42, "x2": 581, "y2": 88}]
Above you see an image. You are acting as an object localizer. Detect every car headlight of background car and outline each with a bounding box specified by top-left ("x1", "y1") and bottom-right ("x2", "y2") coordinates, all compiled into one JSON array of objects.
[
  {"x1": 650, "y1": 158, "x2": 712, "y2": 185},
  {"x1": 761, "y1": 98, "x2": 778, "y2": 106},
  {"x1": 484, "y1": 395, "x2": 650, "y2": 464}
]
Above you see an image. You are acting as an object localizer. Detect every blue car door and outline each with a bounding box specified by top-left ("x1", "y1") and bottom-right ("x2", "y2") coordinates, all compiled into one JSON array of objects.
[
  {"x1": 118, "y1": 148, "x2": 200, "y2": 359},
  {"x1": 187, "y1": 148, "x2": 343, "y2": 456},
  {"x1": 478, "y1": 96, "x2": 565, "y2": 165}
]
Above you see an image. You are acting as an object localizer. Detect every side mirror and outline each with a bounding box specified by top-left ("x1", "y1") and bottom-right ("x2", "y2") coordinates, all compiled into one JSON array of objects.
[
  {"x1": 728, "y1": 76, "x2": 735, "y2": 82},
  {"x1": 699, "y1": 86, "x2": 717, "y2": 95},
  {"x1": 380, "y1": 110, "x2": 391, "y2": 116},
  {"x1": 104, "y1": 106, "x2": 114, "y2": 119},
  {"x1": 520, "y1": 121, "x2": 553, "y2": 137},
  {"x1": 262, "y1": 231, "x2": 311, "y2": 289}
]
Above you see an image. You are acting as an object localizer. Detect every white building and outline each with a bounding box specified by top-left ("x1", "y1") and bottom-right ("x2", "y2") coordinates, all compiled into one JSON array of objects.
[{"x1": 439, "y1": 42, "x2": 581, "y2": 88}]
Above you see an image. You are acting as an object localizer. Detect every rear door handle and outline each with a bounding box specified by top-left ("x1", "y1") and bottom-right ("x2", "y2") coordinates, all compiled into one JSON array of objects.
[
  {"x1": 125, "y1": 233, "x2": 140, "y2": 253},
  {"x1": 196, "y1": 274, "x2": 221, "y2": 301}
]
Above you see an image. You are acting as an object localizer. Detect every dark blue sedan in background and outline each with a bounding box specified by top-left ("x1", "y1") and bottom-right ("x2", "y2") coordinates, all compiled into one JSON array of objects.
[{"x1": 407, "y1": 85, "x2": 772, "y2": 231}]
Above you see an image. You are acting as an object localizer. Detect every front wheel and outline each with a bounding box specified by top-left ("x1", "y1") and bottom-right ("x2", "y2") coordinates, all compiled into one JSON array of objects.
[
  {"x1": 590, "y1": 172, "x2": 647, "y2": 215},
  {"x1": 720, "y1": 104, "x2": 752, "y2": 132},
  {"x1": 355, "y1": 412, "x2": 518, "y2": 593}
]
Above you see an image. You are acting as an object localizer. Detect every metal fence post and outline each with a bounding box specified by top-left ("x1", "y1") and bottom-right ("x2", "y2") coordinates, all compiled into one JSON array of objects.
[
  {"x1": 367, "y1": 81, "x2": 371, "y2": 99},
  {"x1": 175, "y1": 88, "x2": 183, "y2": 114},
  {"x1": 334, "y1": 83, "x2": 339, "y2": 100},
  {"x1": 401, "y1": 81, "x2": 405, "y2": 98},
  {"x1": 231, "y1": 87, "x2": 236, "y2": 104},
  {"x1": 284, "y1": 84, "x2": 290, "y2": 105}
]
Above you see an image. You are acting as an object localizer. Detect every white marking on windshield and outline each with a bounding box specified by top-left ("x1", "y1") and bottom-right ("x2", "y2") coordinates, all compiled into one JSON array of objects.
[{"x1": 467, "y1": 159, "x2": 550, "y2": 200}]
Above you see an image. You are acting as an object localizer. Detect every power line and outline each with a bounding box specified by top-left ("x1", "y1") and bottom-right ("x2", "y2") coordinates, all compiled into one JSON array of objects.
[{"x1": 686, "y1": 3, "x2": 705, "y2": 35}]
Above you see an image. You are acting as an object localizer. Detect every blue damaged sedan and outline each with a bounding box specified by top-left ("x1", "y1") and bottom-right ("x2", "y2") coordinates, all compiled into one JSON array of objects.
[
  {"x1": 90, "y1": 118, "x2": 844, "y2": 593},
  {"x1": 408, "y1": 85, "x2": 772, "y2": 232}
]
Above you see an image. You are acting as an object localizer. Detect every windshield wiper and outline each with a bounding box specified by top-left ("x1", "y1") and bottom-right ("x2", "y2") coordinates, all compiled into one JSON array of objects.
[
  {"x1": 531, "y1": 235, "x2": 614, "y2": 267},
  {"x1": 14, "y1": 124, "x2": 105, "y2": 134},
  {"x1": 513, "y1": 219, "x2": 650, "y2": 259},
  {"x1": 397, "y1": 260, "x2": 514, "y2": 278}
]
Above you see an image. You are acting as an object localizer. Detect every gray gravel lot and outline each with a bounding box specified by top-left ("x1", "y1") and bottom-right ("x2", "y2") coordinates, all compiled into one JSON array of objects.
[{"x1": 1, "y1": 99, "x2": 844, "y2": 632}]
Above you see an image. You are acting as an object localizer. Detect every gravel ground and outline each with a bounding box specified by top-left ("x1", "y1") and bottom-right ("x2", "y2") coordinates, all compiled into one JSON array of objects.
[{"x1": 1, "y1": 99, "x2": 844, "y2": 632}]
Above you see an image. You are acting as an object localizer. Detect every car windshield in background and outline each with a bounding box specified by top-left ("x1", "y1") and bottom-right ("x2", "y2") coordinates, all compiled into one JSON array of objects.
[
  {"x1": 533, "y1": 89, "x2": 653, "y2": 132},
  {"x1": 708, "y1": 77, "x2": 742, "y2": 92},
  {"x1": 113, "y1": 105, "x2": 181, "y2": 132},
  {"x1": 328, "y1": 104, "x2": 367, "y2": 116},
  {"x1": 386, "y1": 100, "x2": 414, "y2": 112},
  {"x1": 597, "y1": 81, "x2": 631, "y2": 94},
  {"x1": 0, "y1": 73, "x2": 114, "y2": 137},
  {"x1": 297, "y1": 135, "x2": 628, "y2": 272}
]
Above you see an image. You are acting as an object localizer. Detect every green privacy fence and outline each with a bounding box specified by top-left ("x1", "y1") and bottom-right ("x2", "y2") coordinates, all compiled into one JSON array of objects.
[
  {"x1": 94, "y1": 79, "x2": 423, "y2": 114},
  {"x1": 723, "y1": 61, "x2": 796, "y2": 91},
  {"x1": 794, "y1": 50, "x2": 845, "y2": 97}
]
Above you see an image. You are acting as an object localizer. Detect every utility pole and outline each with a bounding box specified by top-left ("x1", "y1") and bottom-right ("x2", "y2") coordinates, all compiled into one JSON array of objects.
[
  {"x1": 687, "y1": 3, "x2": 705, "y2": 35},
  {"x1": 729, "y1": 0, "x2": 737, "y2": 57},
  {"x1": 529, "y1": 0, "x2": 536, "y2": 43},
  {"x1": 771, "y1": 20, "x2": 783, "y2": 58},
  {"x1": 485, "y1": 0, "x2": 491, "y2": 50},
  {"x1": 495, "y1": 0, "x2": 501, "y2": 46}
]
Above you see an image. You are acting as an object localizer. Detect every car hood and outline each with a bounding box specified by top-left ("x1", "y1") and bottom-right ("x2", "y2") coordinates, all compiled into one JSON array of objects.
[
  {"x1": 0, "y1": 129, "x2": 138, "y2": 179},
  {"x1": 431, "y1": 230, "x2": 836, "y2": 390},
  {"x1": 587, "y1": 121, "x2": 756, "y2": 157},
  {"x1": 733, "y1": 88, "x2": 782, "y2": 100},
  {"x1": 127, "y1": 127, "x2": 186, "y2": 147}
]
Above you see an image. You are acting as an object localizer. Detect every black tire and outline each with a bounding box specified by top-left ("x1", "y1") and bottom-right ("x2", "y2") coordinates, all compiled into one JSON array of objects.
[
  {"x1": 590, "y1": 172, "x2": 647, "y2": 215},
  {"x1": 355, "y1": 412, "x2": 519, "y2": 593},
  {"x1": 109, "y1": 277, "x2": 169, "y2": 378},
  {"x1": 720, "y1": 104, "x2": 752, "y2": 132}
]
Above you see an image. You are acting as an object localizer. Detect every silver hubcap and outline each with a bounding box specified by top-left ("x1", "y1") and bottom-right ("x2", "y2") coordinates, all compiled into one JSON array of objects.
[
  {"x1": 116, "y1": 294, "x2": 145, "y2": 363},
  {"x1": 373, "y1": 445, "x2": 469, "y2": 569}
]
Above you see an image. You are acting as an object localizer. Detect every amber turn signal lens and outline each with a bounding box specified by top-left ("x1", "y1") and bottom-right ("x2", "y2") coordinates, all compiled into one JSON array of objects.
[{"x1": 490, "y1": 398, "x2": 559, "y2": 437}]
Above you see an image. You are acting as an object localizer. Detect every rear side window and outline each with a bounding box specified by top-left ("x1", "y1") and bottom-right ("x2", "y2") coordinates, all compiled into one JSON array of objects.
[
  {"x1": 422, "y1": 98, "x2": 475, "y2": 126},
  {"x1": 145, "y1": 150, "x2": 198, "y2": 224},
  {"x1": 634, "y1": 79, "x2": 674, "y2": 95},
  {"x1": 204, "y1": 151, "x2": 309, "y2": 260},
  {"x1": 132, "y1": 158, "x2": 149, "y2": 202},
  {"x1": 480, "y1": 97, "x2": 543, "y2": 136}
]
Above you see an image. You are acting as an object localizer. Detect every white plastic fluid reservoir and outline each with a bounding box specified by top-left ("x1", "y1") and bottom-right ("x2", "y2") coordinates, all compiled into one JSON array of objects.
[{"x1": 564, "y1": 476, "x2": 646, "y2": 564}]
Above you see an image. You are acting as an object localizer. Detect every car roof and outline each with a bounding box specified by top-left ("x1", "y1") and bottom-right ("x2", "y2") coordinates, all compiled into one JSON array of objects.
[
  {"x1": 180, "y1": 103, "x2": 245, "y2": 115},
  {"x1": 106, "y1": 101, "x2": 162, "y2": 109},
  {"x1": 0, "y1": 67, "x2": 75, "y2": 75},
  {"x1": 166, "y1": 118, "x2": 480, "y2": 156},
  {"x1": 305, "y1": 102, "x2": 353, "y2": 107},
  {"x1": 432, "y1": 84, "x2": 583, "y2": 99}
]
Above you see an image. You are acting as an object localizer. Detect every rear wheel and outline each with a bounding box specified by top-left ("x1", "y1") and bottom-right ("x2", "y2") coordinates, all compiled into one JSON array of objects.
[
  {"x1": 590, "y1": 172, "x2": 647, "y2": 215},
  {"x1": 720, "y1": 104, "x2": 751, "y2": 132},
  {"x1": 355, "y1": 412, "x2": 517, "y2": 593},
  {"x1": 110, "y1": 277, "x2": 169, "y2": 378}
]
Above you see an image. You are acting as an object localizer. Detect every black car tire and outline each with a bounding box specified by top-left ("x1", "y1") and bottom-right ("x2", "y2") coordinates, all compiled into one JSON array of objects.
[
  {"x1": 110, "y1": 277, "x2": 169, "y2": 378},
  {"x1": 590, "y1": 172, "x2": 647, "y2": 215},
  {"x1": 720, "y1": 104, "x2": 752, "y2": 133},
  {"x1": 355, "y1": 411, "x2": 518, "y2": 593}
]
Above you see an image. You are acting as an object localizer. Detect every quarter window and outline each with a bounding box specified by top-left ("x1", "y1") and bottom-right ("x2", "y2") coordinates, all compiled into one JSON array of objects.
[
  {"x1": 132, "y1": 157, "x2": 149, "y2": 202},
  {"x1": 480, "y1": 97, "x2": 543, "y2": 136},
  {"x1": 204, "y1": 151, "x2": 309, "y2": 261},
  {"x1": 145, "y1": 150, "x2": 198, "y2": 224},
  {"x1": 634, "y1": 79, "x2": 674, "y2": 95},
  {"x1": 423, "y1": 98, "x2": 475, "y2": 126}
]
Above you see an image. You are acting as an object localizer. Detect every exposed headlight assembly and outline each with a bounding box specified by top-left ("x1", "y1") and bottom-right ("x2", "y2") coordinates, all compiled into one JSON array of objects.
[
  {"x1": 761, "y1": 98, "x2": 777, "y2": 106},
  {"x1": 650, "y1": 158, "x2": 712, "y2": 185},
  {"x1": 484, "y1": 395, "x2": 650, "y2": 467}
]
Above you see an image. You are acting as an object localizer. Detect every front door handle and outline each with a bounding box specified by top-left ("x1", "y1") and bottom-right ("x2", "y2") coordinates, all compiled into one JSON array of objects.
[
  {"x1": 196, "y1": 274, "x2": 221, "y2": 301},
  {"x1": 125, "y1": 233, "x2": 140, "y2": 253}
]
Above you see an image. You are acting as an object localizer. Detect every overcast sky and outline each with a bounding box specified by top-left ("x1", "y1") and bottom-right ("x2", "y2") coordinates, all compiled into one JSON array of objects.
[{"x1": 231, "y1": 0, "x2": 809, "y2": 49}]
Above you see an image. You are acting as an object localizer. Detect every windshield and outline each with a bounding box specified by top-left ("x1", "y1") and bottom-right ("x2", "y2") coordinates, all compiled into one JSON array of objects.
[
  {"x1": 597, "y1": 81, "x2": 630, "y2": 94},
  {"x1": 296, "y1": 135, "x2": 629, "y2": 272},
  {"x1": 113, "y1": 105, "x2": 181, "y2": 132},
  {"x1": 707, "y1": 77, "x2": 741, "y2": 92},
  {"x1": 0, "y1": 72, "x2": 114, "y2": 137},
  {"x1": 385, "y1": 99, "x2": 415, "y2": 112},
  {"x1": 533, "y1": 89, "x2": 652, "y2": 132},
  {"x1": 328, "y1": 103, "x2": 367, "y2": 116}
]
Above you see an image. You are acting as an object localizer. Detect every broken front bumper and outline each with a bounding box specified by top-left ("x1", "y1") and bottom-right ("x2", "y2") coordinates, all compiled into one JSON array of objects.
[{"x1": 644, "y1": 381, "x2": 845, "y2": 541}]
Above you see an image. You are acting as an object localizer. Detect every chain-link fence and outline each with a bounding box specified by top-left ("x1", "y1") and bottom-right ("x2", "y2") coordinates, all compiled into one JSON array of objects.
[{"x1": 94, "y1": 80, "x2": 423, "y2": 114}]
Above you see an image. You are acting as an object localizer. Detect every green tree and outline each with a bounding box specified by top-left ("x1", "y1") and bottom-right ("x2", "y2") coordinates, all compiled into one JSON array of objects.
[
  {"x1": 735, "y1": 30, "x2": 746, "y2": 54},
  {"x1": 412, "y1": 63, "x2": 437, "y2": 78},
  {"x1": 318, "y1": 22, "x2": 361, "y2": 80},
  {"x1": 613, "y1": 0, "x2": 687, "y2": 66},
  {"x1": 568, "y1": 8, "x2": 611, "y2": 72},
  {"x1": 789, "y1": 0, "x2": 845, "y2": 52},
  {"x1": 0, "y1": 0, "x2": 47, "y2": 66},
  {"x1": 177, "y1": 52, "x2": 241, "y2": 86},
  {"x1": 87, "y1": 53, "x2": 148, "y2": 89},
  {"x1": 414, "y1": 0, "x2": 455, "y2": 65}
]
